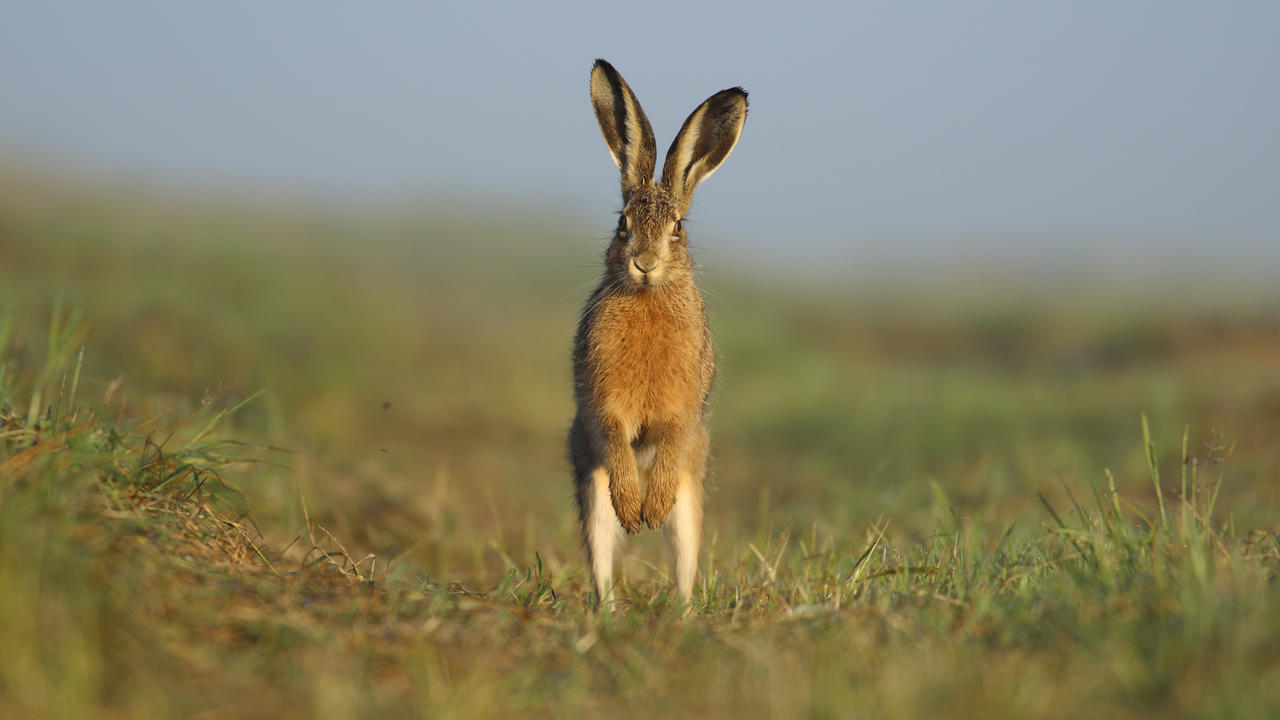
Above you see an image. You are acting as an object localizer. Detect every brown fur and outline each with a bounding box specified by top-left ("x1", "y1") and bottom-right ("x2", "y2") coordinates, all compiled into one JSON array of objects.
[{"x1": 570, "y1": 60, "x2": 747, "y2": 605}]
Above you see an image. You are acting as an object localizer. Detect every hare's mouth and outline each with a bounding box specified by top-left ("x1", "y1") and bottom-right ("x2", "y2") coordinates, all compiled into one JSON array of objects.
[{"x1": 628, "y1": 259, "x2": 666, "y2": 288}]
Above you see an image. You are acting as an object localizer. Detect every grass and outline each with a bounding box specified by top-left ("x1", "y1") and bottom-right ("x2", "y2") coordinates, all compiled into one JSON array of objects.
[{"x1": 1, "y1": 169, "x2": 1279, "y2": 718}]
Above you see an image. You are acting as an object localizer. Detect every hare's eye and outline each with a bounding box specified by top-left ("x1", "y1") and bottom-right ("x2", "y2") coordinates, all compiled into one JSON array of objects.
[
  {"x1": 617, "y1": 214, "x2": 628, "y2": 231},
  {"x1": 673, "y1": 219, "x2": 684, "y2": 236}
]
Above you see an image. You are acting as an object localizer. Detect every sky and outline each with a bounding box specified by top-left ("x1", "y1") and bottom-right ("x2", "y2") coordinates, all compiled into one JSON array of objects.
[{"x1": 2, "y1": 2, "x2": 1277, "y2": 270}]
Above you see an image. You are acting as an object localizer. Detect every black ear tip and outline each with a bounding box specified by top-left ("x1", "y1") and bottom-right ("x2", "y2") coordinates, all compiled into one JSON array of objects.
[
  {"x1": 592, "y1": 59, "x2": 624, "y2": 86},
  {"x1": 707, "y1": 87, "x2": 749, "y2": 115},
  {"x1": 713, "y1": 87, "x2": 749, "y2": 104}
]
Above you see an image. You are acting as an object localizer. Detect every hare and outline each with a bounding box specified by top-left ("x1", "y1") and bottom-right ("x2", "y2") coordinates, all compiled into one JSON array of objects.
[{"x1": 569, "y1": 59, "x2": 747, "y2": 608}]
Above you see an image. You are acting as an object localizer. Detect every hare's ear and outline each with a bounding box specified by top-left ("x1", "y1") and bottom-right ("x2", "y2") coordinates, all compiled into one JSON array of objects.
[
  {"x1": 590, "y1": 59, "x2": 657, "y2": 201},
  {"x1": 660, "y1": 88, "x2": 748, "y2": 212}
]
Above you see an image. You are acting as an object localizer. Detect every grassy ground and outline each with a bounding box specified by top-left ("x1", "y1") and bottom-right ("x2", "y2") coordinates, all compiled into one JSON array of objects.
[{"x1": 1, "y1": 170, "x2": 1278, "y2": 718}]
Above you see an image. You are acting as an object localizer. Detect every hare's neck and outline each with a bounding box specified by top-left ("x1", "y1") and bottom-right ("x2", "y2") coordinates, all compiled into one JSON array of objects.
[{"x1": 623, "y1": 280, "x2": 700, "y2": 311}]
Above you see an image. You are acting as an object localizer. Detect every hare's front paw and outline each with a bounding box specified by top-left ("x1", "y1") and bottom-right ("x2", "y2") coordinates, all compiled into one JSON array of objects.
[
  {"x1": 641, "y1": 487, "x2": 676, "y2": 529},
  {"x1": 611, "y1": 483, "x2": 643, "y2": 534}
]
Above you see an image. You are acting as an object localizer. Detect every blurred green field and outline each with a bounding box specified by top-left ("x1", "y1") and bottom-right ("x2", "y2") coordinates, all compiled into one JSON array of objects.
[{"x1": 2, "y1": 169, "x2": 1278, "y2": 718}]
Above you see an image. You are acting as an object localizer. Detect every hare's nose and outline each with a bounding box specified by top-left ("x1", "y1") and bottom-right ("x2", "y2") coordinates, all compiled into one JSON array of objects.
[{"x1": 632, "y1": 253, "x2": 659, "y2": 273}]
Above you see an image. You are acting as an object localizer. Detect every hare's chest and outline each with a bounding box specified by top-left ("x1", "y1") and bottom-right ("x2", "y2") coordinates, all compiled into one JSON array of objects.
[{"x1": 589, "y1": 301, "x2": 705, "y2": 422}]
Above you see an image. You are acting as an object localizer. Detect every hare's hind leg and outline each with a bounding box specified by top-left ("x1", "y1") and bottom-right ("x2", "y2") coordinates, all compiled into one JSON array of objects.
[
  {"x1": 664, "y1": 426, "x2": 708, "y2": 609},
  {"x1": 572, "y1": 419, "x2": 622, "y2": 607},
  {"x1": 580, "y1": 466, "x2": 623, "y2": 606},
  {"x1": 664, "y1": 474, "x2": 703, "y2": 608}
]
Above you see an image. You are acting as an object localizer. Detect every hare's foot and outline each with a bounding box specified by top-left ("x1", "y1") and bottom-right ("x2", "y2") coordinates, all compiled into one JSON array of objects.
[{"x1": 609, "y1": 472, "x2": 643, "y2": 534}]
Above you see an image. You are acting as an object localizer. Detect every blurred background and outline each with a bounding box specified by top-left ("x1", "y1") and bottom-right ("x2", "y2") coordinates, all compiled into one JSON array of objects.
[{"x1": 2, "y1": 2, "x2": 1278, "y2": 585}]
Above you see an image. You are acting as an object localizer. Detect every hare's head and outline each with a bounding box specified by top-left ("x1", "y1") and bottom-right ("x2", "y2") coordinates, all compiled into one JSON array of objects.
[{"x1": 589, "y1": 59, "x2": 747, "y2": 290}]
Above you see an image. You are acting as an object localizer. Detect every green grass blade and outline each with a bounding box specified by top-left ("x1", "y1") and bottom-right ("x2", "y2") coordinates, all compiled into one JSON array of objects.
[
  {"x1": 188, "y1": 387, "x2": 270, "y2": 446},
  {"x1": 1141, "y1": 412, "x2": 1168, "y2": 531}
]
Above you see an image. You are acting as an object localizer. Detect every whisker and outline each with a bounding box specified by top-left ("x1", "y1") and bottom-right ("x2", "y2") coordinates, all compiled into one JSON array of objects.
[{"x1": 698, "y1": 284, "x2": 727, "y2": 304}]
